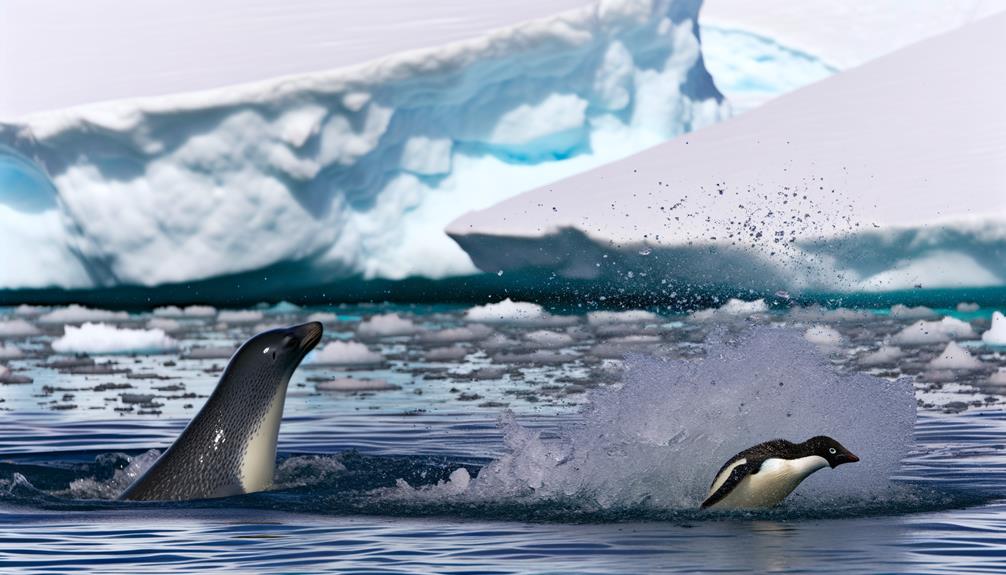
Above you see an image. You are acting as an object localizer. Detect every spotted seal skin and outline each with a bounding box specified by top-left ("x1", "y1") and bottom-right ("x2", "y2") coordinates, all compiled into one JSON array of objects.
[{"x1": 120, "y1": 322, "x2": 323, "y2": 501}]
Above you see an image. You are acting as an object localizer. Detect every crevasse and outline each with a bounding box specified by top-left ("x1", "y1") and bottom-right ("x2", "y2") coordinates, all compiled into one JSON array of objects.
[{"x1": 0, "y1": 0, "x2": 725, "y2": 290}]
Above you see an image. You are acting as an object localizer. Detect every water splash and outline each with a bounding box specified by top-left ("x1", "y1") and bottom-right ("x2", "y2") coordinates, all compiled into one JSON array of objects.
[
  {"x1": 63, "y1": 450, "x2": 161, "y2": 499},
  {"x1": 388, "y1": 328, "x2": 917, "y2": 512}
]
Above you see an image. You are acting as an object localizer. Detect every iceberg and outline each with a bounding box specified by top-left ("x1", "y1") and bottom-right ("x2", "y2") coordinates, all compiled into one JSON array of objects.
[
  {"x1": 449, "y1": 14, "x2": 1006, "y2": 297},
  {"x1": 0, "y1": 0, "x2": 725, "y2": 292},
  {"x1": 699, "y1": 0, "x2": 1006, "y2": 112}
]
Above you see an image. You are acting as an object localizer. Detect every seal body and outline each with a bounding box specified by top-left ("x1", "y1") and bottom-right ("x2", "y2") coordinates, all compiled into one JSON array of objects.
[
  {"x1": 701, "y1": 436, "x2": 859, "y2": 510},
  {"x1": 120, "y1": 322, "x2": 322, "y2": 501}
]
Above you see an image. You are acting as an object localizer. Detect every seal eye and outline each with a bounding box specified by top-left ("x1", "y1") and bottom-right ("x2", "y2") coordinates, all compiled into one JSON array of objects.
[
  {"x1": 262, "y1": 347, "x2": 270, "y2": 354},
  {"x1": 829, "y1": 448, "x2": 837, "y2": 454}
]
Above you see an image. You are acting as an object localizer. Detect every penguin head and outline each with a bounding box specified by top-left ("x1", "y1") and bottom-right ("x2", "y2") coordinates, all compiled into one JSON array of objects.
[
  {"x1": 805, "y1": 436, "x2": 860, "y2": 468},
  {"x1": 235, "y1": 321, "x2": 324, "y2": 377}
]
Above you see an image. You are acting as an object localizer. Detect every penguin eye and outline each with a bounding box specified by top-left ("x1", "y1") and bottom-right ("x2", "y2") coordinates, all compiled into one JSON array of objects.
[{"x1": 829, "y1": 448, "x2": 837, "y2": 454}]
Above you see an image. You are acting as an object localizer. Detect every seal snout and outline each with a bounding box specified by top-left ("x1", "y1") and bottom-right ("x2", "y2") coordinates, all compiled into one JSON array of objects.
[{"x1": 291, "y1": 321, "x2": 324, "y2": 352}]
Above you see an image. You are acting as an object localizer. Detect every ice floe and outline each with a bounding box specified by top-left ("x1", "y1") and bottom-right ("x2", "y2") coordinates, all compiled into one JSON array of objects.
[
  {"x1": 311, "y1": 341, "x2": 384, "y2": 366},
  {"x1": 981, "y1": 312, "x2": 1006, "y2": 346},
  {"x1": 51, "y1": 323, "x2": 179, "y2": 354}
]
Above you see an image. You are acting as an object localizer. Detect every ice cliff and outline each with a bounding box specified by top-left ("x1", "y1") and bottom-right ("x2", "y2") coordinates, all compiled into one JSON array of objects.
[
  {"x1": 448, "y1": 14, "x2": 1006, "y2": 295},
  {"x1": 0, "y1": 0, "x2": 725, "y2": 291}
]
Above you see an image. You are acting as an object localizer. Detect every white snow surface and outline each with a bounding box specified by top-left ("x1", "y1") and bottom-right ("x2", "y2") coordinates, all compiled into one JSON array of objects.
[
  {"x1": 698, "y1": 1, "x2": 1006, "y2": 113},
  {"x1": 0, "y1": 0, "x2": 724, "y2": 291},
  {"x1": 982, "y1": 312, "x2": 1006, "y2": 346},
  {"x1": 449, "y1": 15, "x2": 1006, "y2": 294},
  {"x1": 51, "y1": 322, "x2": 179, "y2": 354}
]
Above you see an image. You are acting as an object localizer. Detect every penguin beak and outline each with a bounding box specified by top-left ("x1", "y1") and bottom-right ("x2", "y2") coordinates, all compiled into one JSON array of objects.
[{"x1": 834, "y1": 451, "x2": 860, "y2": 467}]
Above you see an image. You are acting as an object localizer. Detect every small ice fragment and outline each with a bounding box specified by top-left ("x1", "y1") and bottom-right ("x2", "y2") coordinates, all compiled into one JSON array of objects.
[
  {"x1": 928, "y1": 341, "x2": 983, "y2": 370},
  {"x1": 980, "y1": 311, "x2": 1006, "y2": 345},
  {"x1": 316, "y1": 378, "x2": 400, "y2": 392},
  {"x1": 310, "y1": 341, "x2": 383, "y2": 366}
]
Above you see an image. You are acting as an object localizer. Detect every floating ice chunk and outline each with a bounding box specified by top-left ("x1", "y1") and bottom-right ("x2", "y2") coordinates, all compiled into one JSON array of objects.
[
  {"x1": 466, "y1": 299, "x2": 547, "y2": 323},
  {"x1": 586, "y1": 310, "x2": 661, "y2": 325},
  {"x1": 13, "y1": 305, "x2": 48, "y2": 316},
  {"x1": 525, "y1": 330, "x2": 575, "y2": 348},
  {"x1": 421, "y1": 324, "x2": 494, "y2": 343},
  {"x1": 957, "y1": 302, "x2": 980, "y2": 312},
  {"x1": 981, "y1": 312, "x2": 1006, "y2": 345},
  {"x1": 0, "y1": 364, "x2": 31, "y2": 384},
  {"x1": 152, "y1": 305, "x2": 217, "y2": 318},
  {"x1": 803, "y1": 325, "x2": 842, "y2": 347},
  {"x1": 311, "y1": 341, "x2": 383, "y2": 366},
  {"x1": 38, "y1": 305, "x2": 129, "y2": 324},
  {"x1": 928, "y1": 342, "x2": 984, "y2": 370},
  {"x1": 788, "y1": 305, "x2": 871, "y2": 322},
  {"x1": 52, "y1": 323, "x2": 179, "y2": 354},
  {"x1": 217, "y1": 310, "x2": 265, "y2": 324},
  {"x1": 146, "y1": 318, "x2": 183, "y2": 333},
  {"x1": 357, "y1": 313, "x2": 418, "y2": 339},
  {"x1": 891, "y1": 317, "x2": 976, "y2": 345},
  {"x1": 889, "y1": 304, "x2": 938, "y2": 320},
  {"x1": 424, "y1": 347, "x2": 470, "y2": 362},
  {"x1": 860, "y1": 346, "x2": 904, "y2": 367},
  {"x1": 183, "y1": 346, "x2": 238, "y2": 360},
  {"x1": 306, "y1": 312, "x2": 339, "y2": 324},
  {"x1": 0, "y1": 319, "x2": 41, "y2": 337},
  {"x1": 120, "y1": 393, "x2": 157, "y2": 404},
  {"x1": 0, "y1": 344, "x2": 24, "y2": 359},
  {"x1": 268, "y1": 301, "x2": 302, "y2": 313},
  {"x1": 689, "y1": 298, "x2": 768, "y2": 321},
  {"x1": 492, "y1": 350, "x2": 573, "y2": 365},
  {"x1": 316, "y1": 378, "x2": 400, "y2": 392},
  {"x1": 989, "y1": 368, "x2": 1006, "y2": 385}
]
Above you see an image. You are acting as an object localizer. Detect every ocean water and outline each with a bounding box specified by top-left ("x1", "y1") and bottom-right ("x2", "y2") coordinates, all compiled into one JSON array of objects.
[{"x1": 1, "y1": 301, "x2": 1005, "y2": 573}]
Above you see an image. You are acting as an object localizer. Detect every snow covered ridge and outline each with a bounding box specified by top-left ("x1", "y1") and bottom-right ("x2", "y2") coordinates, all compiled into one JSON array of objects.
[
  {"x1": 448, "y1": 14, "x2": 1006, "y2": 295},
  {"x1": 0, "y1": 0, "x2": 724, "y2": 291}
]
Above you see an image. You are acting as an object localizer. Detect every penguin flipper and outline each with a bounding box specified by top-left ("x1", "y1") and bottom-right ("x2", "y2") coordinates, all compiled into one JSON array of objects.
[{"x1": 700, "y1": 461, "x2": 758, "y2": 509}]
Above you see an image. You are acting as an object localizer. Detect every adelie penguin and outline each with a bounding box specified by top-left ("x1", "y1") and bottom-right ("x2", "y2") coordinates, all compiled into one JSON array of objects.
[
  {"x1": 700, "y1": 436, "x2": 860, "y2": 510},
  {"x1": 119, "y1": 322, "x2": 323, "y2": 501}
]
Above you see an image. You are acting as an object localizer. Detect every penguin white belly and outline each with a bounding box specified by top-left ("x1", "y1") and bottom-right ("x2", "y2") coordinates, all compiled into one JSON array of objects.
[{"x1": 709, "y1": 456, "x2": 828, "y2": 509}]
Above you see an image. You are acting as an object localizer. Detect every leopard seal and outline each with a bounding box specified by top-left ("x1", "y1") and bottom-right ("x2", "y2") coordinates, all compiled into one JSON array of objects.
[{"x1": 120, "y1": 322, "x2": 323, "y2": 501}]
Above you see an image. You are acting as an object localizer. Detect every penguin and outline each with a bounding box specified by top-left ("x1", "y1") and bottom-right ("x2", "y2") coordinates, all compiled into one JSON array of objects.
[
  {"x1": 120, "y1": 322, "x2": 322, "y2": 501},
  {"x1": 700, "y1": 436, "x2": 859, "y2": 510}
]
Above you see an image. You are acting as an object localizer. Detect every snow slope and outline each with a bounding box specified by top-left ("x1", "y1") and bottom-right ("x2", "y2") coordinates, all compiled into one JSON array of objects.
[
  {"x1": 448, "y1": 14, "x2": 1006, "y2": 295},
  {"x1": 698, "y1": 0, "x2": 1006, "y2": 112},
  {"x1": 0, "y1": 0, "x2": 590, "y2": 118},
  {"x1": 0, "y1": 0, "x2": 725, "y2": 291}
]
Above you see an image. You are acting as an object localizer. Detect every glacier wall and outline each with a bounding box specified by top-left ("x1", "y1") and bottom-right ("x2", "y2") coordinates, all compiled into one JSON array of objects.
[{"x1": 0, "y1": 0, "x2": 726, "y2": 291}]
